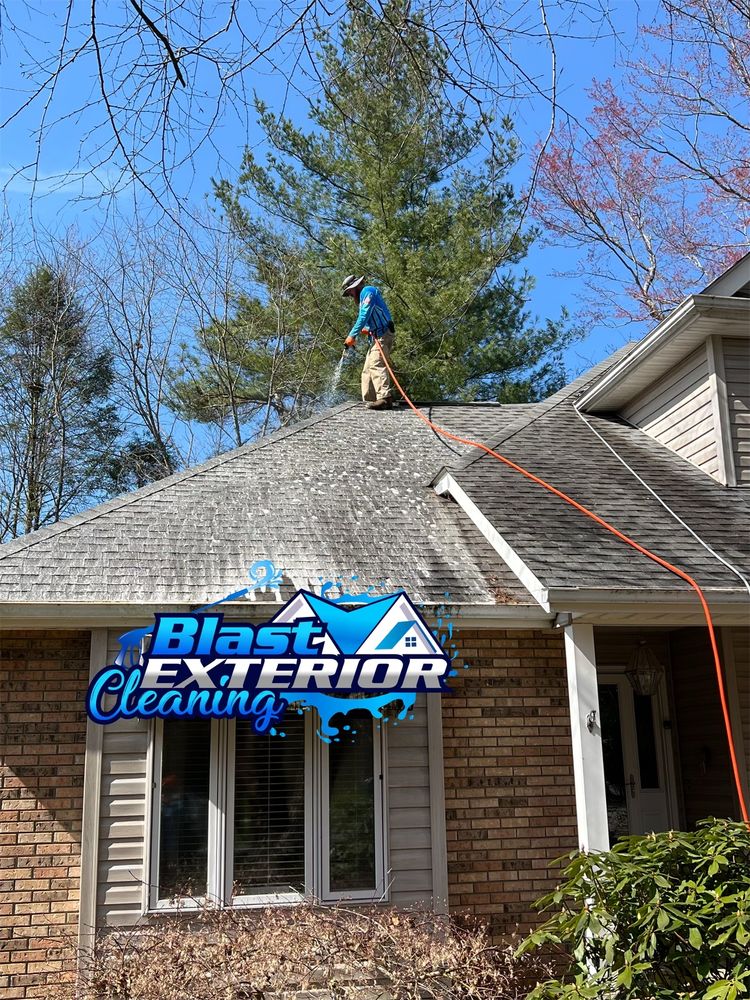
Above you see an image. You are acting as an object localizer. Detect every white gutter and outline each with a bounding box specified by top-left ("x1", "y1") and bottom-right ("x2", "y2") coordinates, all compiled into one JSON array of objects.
[
  {"x1": 0, "y1": 600, "x2": 554, "y2": 630},
  {"x1": 546, "y1": 586, "x2": 750, "y2": 605},
  {"x1": 546, "y1": 589, "x2": 750, "y2": 626}
]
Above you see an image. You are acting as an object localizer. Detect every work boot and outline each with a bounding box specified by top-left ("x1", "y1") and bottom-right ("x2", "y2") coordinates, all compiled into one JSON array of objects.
[{"x1": 366, "y1": 398, "x2": 389, "y2": 410}]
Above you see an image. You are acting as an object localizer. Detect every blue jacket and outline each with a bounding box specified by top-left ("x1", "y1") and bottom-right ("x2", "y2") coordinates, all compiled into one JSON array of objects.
[{"x1": 348, "y1": 285, "x2": 393, "y2": 340}]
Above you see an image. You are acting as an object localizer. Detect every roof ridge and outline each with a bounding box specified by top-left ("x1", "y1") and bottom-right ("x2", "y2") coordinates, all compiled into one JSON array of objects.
[
  {"x1": 411, "y1": 400, "x2": 535, "y2": 408},
  {"x1": 442, "y1": 341, "x2": 640, "y2": 476},
  {"x1": 0, "y1": 401, "x2": 359, "y2": 563}
]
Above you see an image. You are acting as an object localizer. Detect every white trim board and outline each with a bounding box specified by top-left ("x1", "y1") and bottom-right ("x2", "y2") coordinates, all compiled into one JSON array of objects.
[
  {"x1": 706, "y1": 335, "x2": 738, "y2": 487},
  {"x1": 433, "y1": 471, "x2": 551, "y2": 610},
  {"x1": 563, "y1": 623, "x2": 609, "y2": 852},
  {"x1": 427, "y1": 694, "x2": 449, "y2": 914},
  {"x1": 78, "y1": 629, "x2": 106, "y2": 958},
  {"x1": 702, "y1": 253, "x2": 750, "y2": 297},
  {"x1": 577, "y1": 295, "x2": 750, "y2": 413}
]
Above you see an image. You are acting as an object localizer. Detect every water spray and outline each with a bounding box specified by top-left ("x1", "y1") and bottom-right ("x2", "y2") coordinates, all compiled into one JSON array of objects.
[{"x1": 324, "y1": 350, "x2": 347, "y2": 407}]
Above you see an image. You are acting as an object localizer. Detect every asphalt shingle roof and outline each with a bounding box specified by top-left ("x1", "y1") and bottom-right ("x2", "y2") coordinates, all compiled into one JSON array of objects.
[
  {"x1": 448, "y1": 400, "x2": 750, "y2": 595},
  {"x1": 0, "y1": 402, "x2": 534, "y2": 607},
  {"x1": 1, "y1": 340, "x2": 747, "y2": 608}
]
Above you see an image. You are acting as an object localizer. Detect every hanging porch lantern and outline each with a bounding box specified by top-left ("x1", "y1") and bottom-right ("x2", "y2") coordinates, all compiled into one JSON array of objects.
[{"x1": 626, "y1": 640, "x2": 665, "y2": 697}]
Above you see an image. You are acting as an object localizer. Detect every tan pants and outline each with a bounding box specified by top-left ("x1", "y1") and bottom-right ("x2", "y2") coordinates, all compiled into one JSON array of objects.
[{"x1": 361, "y1": 332, "x2": 394, "y2": 402}]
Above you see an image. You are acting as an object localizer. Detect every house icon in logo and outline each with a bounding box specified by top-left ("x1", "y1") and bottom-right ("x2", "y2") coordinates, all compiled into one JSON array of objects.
[{"x1": 271, "y1": 591, "x2": 446, "y2": 659}]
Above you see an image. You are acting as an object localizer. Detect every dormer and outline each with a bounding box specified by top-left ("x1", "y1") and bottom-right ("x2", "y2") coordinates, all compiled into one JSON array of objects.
[{"x1": 577, "y1": 255, "x2": 750, "y2": 487}]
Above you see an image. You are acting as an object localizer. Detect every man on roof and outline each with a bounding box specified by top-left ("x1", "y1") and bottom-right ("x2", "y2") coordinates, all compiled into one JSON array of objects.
[{"x1": 342, "y1": 274, "x2": 396, "y2": 409}]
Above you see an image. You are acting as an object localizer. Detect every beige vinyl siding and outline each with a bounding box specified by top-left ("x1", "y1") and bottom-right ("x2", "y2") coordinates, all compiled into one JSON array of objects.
[
  {"x1": 722, "y1": 338, "x2": 750, "y2": 485},
  {"x1": 622, "y1": 345, "x2": 720, "y2": 479},
  {"x1": 96, "y1": 629, "x2": 150, "y2": 927},
  {"x1": 95, "y1": 631, "x2": 436, "y2": 926},
  {"x1": 670, "y1": 628, "x2": 736, "y2": 826},
  {"x1": 729, "y1": 626, "x2": 750, "y2": 779},
  {"x1": 387, "y1": 694, "x2": 433, "y2": 904}
]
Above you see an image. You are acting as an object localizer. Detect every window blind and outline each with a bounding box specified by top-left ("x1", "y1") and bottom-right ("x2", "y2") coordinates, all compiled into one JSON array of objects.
[
  {"x1": 233, "y1": 712, "x2": 306, "y2": 896},
  {"x1": 158, "y1": 718, "x2": 211, "y2": 899},
  {"x1": 328, "y1": 710, "x2": 376, "y2": 892}
]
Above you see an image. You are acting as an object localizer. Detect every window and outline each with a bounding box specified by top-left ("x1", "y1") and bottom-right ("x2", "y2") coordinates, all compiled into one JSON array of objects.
[
  {"x1": 323, "y1": 709, "x2": 383, "y2": 899},
  {"x1": 599, "y1": 683, "x2": 629, "y2": 843},
  {"x1": 633, "y1": 693, "x2": 660, "y2": 789},
  {"x1": 148, "y1": 712, "x2": 386, "y2": 909},
  {"x1": 157, "y1": 718, "x2": 211, "y2": 899},
  {"x1": 230, "y1": 713, "x2": 306, "y2": 900}
]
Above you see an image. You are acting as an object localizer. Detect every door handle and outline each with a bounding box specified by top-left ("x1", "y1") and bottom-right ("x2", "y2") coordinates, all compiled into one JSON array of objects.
[{"x1": 628, "y1": 773, "x2": 636, "y2": 799}]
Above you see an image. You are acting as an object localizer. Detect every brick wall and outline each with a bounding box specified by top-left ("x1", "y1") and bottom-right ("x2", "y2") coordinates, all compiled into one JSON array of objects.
[
  {"x1": 0, "y1": 630, "x2": 90, "y2": 999},
  {"x1": 0, "y1": 624, "x2": 577, "y2": 991},
  {"x1": 442, "y1": 628, "x2": 578, "y2": 938}
]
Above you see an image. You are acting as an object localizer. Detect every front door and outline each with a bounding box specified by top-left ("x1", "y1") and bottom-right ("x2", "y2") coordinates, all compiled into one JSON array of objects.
[{"x1": 598, "y1": 675, "x2": 677, "y2": 842}]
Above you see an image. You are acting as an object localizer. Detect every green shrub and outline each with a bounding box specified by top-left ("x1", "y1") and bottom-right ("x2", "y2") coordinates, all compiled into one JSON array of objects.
[{"x1": 518, "y1": 819, "x2": 750, "y2": 1000}]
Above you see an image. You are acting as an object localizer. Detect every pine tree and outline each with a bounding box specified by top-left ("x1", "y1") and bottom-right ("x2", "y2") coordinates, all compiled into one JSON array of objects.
[
  {"x1": 177, "y1": 0, "x2": 576, "y2": 441},
  {"x1": 0, "y1": 266, "x2": 120, "y2": 539}
]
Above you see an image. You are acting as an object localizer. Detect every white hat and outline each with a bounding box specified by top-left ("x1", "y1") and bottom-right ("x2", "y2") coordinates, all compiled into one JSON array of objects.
[{"x1": 341, "y1": 274, "x2": 365, "y2": 296}]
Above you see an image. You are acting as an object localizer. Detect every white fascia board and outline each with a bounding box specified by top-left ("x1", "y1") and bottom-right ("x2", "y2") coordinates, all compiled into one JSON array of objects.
[
  {"x1": 577, "y1": 295, "x2": 749, "y2": 413},
  {"x1": 546, "y1": 586, "x2": 750, "y2": 606},
  {"x1": 576, "y1": 297, "x2": 697, "y2": 411},
  {"x1": 434, "y1": 471, "x2": 551, "y2": 611},
  {"x1": 701, "y1": 252, "x2": 750, "y2": 296},
  {"x1": 0, "y1": 601, "x2": 287, "y2": 627},
  {"x1": 547, "y1": 588, "x2": 750, "y2": 626},
  {"x1": 0, "y1": 600, "x2": 554, "y2": 631}
]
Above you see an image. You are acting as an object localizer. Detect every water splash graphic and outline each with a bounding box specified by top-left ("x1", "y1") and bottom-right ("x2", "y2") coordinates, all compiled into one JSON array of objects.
[
  {"x1": 279, "y1": 690, "x2": 417, "y2": 743},
  {"x1": 114, "y1": 627, "x2": 151, "y2": 667},
  {"x1": 190, "y1": 560, "x2": 286, "y2": 614},
  {"x1": 109, "y1": 567, "x2": 458, "y2": 743},
  {"x1": 247, "y1": 559, "x2": 284, "y2": 593},
  {"x1": 318, "y1": 574, "x2": 392, "y2": 604}
]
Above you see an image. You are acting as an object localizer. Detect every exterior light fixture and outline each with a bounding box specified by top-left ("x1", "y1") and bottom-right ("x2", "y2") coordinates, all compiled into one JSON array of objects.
[{"x1": 626, "y1": 640, "x2": 664, "y2": 697}]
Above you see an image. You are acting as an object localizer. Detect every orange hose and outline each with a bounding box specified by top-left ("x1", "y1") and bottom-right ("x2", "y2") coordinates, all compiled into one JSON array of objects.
[{"x1": 373, "y1": 337, "x2": 750, "y2": 825}]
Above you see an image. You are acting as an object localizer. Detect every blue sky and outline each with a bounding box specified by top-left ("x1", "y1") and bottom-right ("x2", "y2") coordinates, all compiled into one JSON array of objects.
[{"x1": 0, "y1": 0, "x2": 656, "y2": 376}]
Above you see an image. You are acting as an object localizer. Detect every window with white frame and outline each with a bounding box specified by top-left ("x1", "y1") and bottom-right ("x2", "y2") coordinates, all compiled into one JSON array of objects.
[{"x1": 148, "y1": 709, "x2": 386, "y2": 909}]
